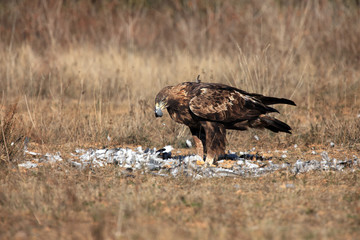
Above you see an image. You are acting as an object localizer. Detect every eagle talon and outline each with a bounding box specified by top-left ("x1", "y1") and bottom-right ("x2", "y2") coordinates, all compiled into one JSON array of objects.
[
  {"x1": 196, "y1": 160, "x2": 216, "y2": 168},
  {"x1": 195, "y1": 160, "x2": 205, "y2": 166},
  {"x1": 205, "y1": 162, "x2": 216, "y2": 168},
  {"x1": 204, "y1": 156, "x2": 216, "y2": 167}
]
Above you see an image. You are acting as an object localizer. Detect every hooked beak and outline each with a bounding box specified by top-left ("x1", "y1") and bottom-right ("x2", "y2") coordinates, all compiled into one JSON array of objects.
[
  {"x1": 155, "y1": 107, "x2": 163, "y2": 117},
  {"x1": 155, "y1": 103, "x2": 164, "y2": 117}
]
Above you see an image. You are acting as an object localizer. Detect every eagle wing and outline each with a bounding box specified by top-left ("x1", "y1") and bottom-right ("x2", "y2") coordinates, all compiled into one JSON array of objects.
[{"x1": 189, "y1": 86, "x2": 277, "y2": 122}]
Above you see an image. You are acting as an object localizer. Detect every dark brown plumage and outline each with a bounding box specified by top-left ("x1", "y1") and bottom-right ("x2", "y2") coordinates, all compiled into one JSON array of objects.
[{"x1": 154, "y1": 81, "x2": 296, "y2": 165}]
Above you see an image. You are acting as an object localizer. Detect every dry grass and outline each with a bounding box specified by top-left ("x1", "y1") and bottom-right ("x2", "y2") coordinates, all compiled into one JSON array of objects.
[
  {"x1": 0, "y1": 166, "x2": 359, "y2": 240},
  {"x1": 1, "y1": 42, "x2": 359, "y2": 150},
  {"x1": 0, "y1": 102, "x2": 24, "y2": 165},
  {"x1": 0, "y1": 0, "x2": 359, "y2": 150},
  {"x1": 0, "y1": 0, "x2": 360, "y2": 239}
]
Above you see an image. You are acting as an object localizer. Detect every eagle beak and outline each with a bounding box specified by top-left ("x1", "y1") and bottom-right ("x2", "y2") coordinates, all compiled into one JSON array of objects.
[
  {"x1": 155, "y1": 103, "x2": 164, "y2": 117},
  {"x1": 155, "y1": 107, "x2": 163, "y2": 117}
]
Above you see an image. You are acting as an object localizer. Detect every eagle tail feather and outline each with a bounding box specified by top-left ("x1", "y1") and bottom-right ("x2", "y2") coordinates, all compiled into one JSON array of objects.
[
  {"x1": 252, "y1": 95, "x2": 296, "y2": 106},
  {"x1": 260, "y1": 116, "x2": 292, "y2": 134},
  {"x1": 265, "y1": 105, "x2": 280, "y2": 114}
]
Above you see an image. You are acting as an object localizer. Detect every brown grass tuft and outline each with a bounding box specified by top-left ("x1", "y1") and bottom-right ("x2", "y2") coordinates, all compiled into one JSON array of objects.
[{"x1": 0, "y1": 102, "x2": 24, "y2": 165}]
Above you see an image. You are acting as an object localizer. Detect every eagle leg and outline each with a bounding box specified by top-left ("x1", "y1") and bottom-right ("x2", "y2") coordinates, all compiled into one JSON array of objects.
[
  {"x1": 190, "y1": 127, "x2": 206, "y2": 158},
  {"x1": 201, "y1": 122, "x2": 226, "y2": 165}
]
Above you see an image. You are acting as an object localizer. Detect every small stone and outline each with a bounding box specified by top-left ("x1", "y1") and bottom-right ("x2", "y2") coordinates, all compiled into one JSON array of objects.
[
  {"x1": 293, "y1": 160, "x2": 305, "y2": 173},
  {"x1": 245, "y1": 160, "x2": 259, "y2": 169},
  {"x1": 236, "y1": 160, "x2": 245, "y2": 165},
  {"x1": 321, "y1": 151, "x2": 330, "y2": 161},
  {"x1": 330, "y1": 142, "x2": 335, "y2": 147},
  {"x1": 71, "y1": 161, "x2": 82, "y2": 169},
  {"x1": 186, "y1": 139, "x2": 192, "y2": 148},
  {"x1": 18, "y1": 161, "x2": 38, "y2": 169},
  {"x1": 163, "y1": 145, "x2": 173, "y2": 153}
]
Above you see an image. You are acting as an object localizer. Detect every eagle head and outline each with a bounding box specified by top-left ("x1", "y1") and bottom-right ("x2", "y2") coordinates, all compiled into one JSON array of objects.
[
  {"x1": 155, "y1": 101, "x2": 166, "y2": 117},
  {"x1": 154, "y1": 86, "x2": 172, "y2": 118}
]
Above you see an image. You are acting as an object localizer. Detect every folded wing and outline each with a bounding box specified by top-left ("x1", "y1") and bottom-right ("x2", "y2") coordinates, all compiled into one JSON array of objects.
[{"x1": 189, "y1": 86, "x2": 279, "y2": 123}]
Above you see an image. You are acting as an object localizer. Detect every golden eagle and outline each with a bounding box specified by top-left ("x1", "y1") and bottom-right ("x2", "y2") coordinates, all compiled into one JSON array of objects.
[{"x1": 155, "y1": 81, "x2": 296, "y2": 165}]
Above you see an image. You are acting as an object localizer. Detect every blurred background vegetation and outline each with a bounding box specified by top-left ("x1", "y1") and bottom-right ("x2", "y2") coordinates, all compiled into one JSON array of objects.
[{"x1": 0, "y1": 0, "x2": 359, "y2": 154}]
